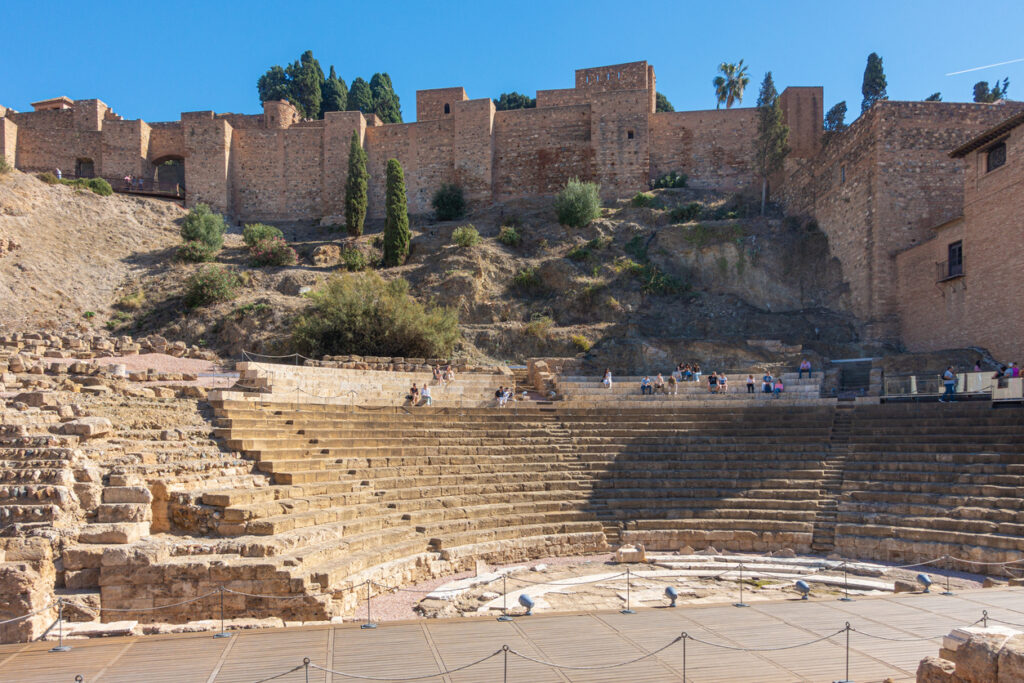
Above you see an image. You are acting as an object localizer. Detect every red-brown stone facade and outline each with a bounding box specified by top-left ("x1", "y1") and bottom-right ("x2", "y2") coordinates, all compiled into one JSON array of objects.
[{"x1": 0, "y1": 61, "x2": 820, "y2": 221}]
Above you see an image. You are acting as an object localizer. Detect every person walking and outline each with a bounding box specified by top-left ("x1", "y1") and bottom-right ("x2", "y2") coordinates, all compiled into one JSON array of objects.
[{"x1": 940, "y1": 366, "x2": 957, "y2": 403}]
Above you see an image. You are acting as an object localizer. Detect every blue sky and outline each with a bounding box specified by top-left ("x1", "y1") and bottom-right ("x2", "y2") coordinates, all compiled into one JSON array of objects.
[{"x1": 4, "y1": 0, "x2": 1023, "y2": 123}]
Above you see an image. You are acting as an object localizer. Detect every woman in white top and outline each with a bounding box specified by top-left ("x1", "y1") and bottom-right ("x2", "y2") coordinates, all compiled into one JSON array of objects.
[{"x1": 602, "y1": 368, "x2": 613, "y2": 388}]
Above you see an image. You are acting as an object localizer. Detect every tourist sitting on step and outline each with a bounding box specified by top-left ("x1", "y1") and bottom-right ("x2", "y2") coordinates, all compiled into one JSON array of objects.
[
  {"x1": 495, "y1": 386, "x2": 504, "y2": 407},
  {"x1": 707, "y1": 372, "x2": 718, "y2": 393},
  {"x1": 409, "y1": 383, "x2": 420, "y2": 405},
  {"x1": 654, "y1": 373, "x2": 666, "y2": 394},
  {"x1": 667, "y1": 373, "x2": 678, "y2": 395},
  {"x1": 640, "y1": 376, "x2": 653, "y2": 395},
  {"x1": 671, "y1": 366, "x2": 683, "y2": 384},
  {"x1": 747, "y1": 374, "x2": 756, "y2": 394},
  {"x1": 773, "y1": 378, "x2": 784, "y2": 396},
  {"x1": 432, "y1": 365, "x2": 442, "y2": 384},
  {"x1": 718, "y1": 373, "x2": 729, "y2": 393},
  {"x1": 421, "y1": 383, "x2": 432, "y2": 406},
  {"x1": 799, "y1": 358, "x2": 812, "y2": 378},
  {"x1": 693, "y1": 363, "x2": 702, "y2": 382},
  {"x1": 602, "y1": 368, "x2": 613, "y2": 388},
  {"x1": 762, "y1": 372, "x2": 774, "y2": 394}
]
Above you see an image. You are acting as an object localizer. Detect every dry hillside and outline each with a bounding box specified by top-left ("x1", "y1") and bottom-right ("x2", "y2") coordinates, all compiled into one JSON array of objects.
[{"x1": 0, "y1": 168, "x2": 874, "y2": 370}]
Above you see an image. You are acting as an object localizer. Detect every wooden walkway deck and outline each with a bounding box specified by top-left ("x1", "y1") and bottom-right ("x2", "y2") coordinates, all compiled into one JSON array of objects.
[{"x1": 2, "y1": 588, "x2": 1022, "y2": 682}]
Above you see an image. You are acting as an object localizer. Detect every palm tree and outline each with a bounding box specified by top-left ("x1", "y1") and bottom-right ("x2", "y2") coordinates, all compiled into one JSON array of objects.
[{"x1": 713, "y1": 60, "x2": 751, "y2": 109}]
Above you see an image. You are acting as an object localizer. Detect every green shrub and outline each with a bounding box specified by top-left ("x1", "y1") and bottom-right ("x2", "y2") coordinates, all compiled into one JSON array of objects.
[
  {"x1": 631, "y1": 192, "x2": 657, "y2": 208},
  {"x1": 250, "y1": 236, "x2": 298, "y2": 267},
  {"x1": 654, "y1": 171, "x2": 688, "y2": 188},
  {"x1": 243, "y1": 223, "x2": 283, "y2": 247},
  {"x1": 292, "y1": 272, "x2": 459, "y2": 358},
  {"x1": 0, "y1": 158, "x2": 11, "y2": 174},
  {"x1": 83, "y1": 177, "x2": 113, "y2": 196},
  {"x1": 571, "y1": 334, "x2": 593, "y2": 352},
  {"x1": 106, "y1": 311, "x2": 132, "y2": 331},
  {"x1": 431, "y1": 183, "x2": 466, "y2": 221},
  {"x1": 554, "y1": 178, "x2": 601, "y2": 228},
  {"x1": 669, "y1": 202, "x2": 703, "y2": 223},
  {"x1": 567, "y1": 235, "x2": 611, "y2": 261},
  {"x1": 638, "y1": 264, "x2": 685, "y2": 295},
  {"x1": 524, "y1": 314, "x2": 555, "y2": 340},
  {"x1": 231, "y1": 301, "x2": 271, "y2": 319},
  {"x1": 512, "y1": 267, "x2": 545, "y2": 294},
  {"x1": 116, "y1": 289, "x2": 146, "y2": 311},
  {"x1": 341, "y1": 246, "x2": 367, "y2": 272},
  {"x1": 184, "y1": 266, "x2": 241, "y2": 308},
  {"x1": 624, "y1": 234, "x2": 649, "y2": 262},
  {"x1": 37, "y1": 172, "x2": 59, "y2": 184},
  {"x1": 498, "y1": 225, "x2": 522, "y2": 247},
  {"x1": 82, "y1": 311, "x2": 96, "y2": 319},
  {"x1": 451, "y1": 224, "x2": 481, "y2": 248},
  {"x1": 180, "y1": 203, "x2": 226, "y2": 249},
  {"x1": 177, "y1": 240, "x2": 218, "y2": 263}
]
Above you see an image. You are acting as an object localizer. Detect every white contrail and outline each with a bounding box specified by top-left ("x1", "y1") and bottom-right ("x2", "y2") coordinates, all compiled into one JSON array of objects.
[{"x1": 945, "y1": 58, "x2": 1024, "y2": 76}]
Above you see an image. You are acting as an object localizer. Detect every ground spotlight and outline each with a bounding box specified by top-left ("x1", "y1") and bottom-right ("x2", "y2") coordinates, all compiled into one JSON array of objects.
[
  {"x1": 795, "y1": 580, "x2": 811, "y2": 600},
  {"x1": 917, "y1": 573, "x2": 933, "y2": 593},
  {"x1": 665, "y1": 586, "x2": 678, "y2": 607},
  {"x1": 518, "y1": 593, "x2": 535, "y2": 616}
]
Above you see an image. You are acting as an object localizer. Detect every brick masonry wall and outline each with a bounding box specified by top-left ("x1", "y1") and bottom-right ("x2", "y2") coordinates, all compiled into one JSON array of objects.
[
  {"x1": 147, "y1": 123, "x2": 184, "y2": 163},
  {"x1": 781, "y1": 101, "x2": 1024, "y2": 338},
  {"x1": 417, "y1": 88, "x2": 467, "y2": 122},
  {"x1": 101, "y1": 119, "x2": 150, "y2": 178},
  {"x1": 590, "y1": 89, "x2": 650, "y2": 198},
  {"x1": 365, "y1": 118, "x2": 455, "y2": 218},
  {"x1": 897, "y1": 121, "x2": 1024, "y2": 361},
  {"x1": 183, "y1": 112, "x2": 232, "y2": 213},
  {"x1": 0, "y1": 118, "x2": 16, "y2": 167}
]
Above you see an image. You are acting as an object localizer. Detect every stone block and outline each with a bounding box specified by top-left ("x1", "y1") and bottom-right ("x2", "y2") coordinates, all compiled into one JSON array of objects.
[
  {"x1": 103, "y1": 487, "x2": 153, "y2": 504},
  {"x1": 77, "y1": 522, "x2": 150, "y2": 545},
  {"x1": 97, "y1": 504, "x2": 152, "y2": 524},
  {"x1": 64, "y1": 567, "x2": 100, "y2": 590},
  {"x1": 61, "y1": 416, "x2": 113, "y2": 438},
  {"x1": 13, "y1": 391, "x2": 57, "y2": 407}
]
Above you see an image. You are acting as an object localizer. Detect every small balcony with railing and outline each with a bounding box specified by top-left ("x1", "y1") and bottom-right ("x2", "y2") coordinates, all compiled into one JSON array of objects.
[{"x1": 936, "y1": 259, "x2": 964, "y2": 282}]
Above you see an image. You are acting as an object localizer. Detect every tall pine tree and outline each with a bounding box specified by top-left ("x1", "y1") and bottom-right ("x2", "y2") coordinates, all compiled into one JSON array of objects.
[
  {"x1": 344, "y1": 131, "x2": 368, "y2": 237},
  {"x1": 348, "y1": 78, "x2": 373, "y2": 114},
  {"x1": 752, "y1": 72, "x2": 790, "y2": 217},
  {"x1": 383, "y1": 159, "x2": 410, "y2": 267},
  {"x1": 322, "y1": 66, "x2": 349, "y2": 116},
  {"x1": 861, "y1": 52, "x2": 888, "y2": 114},
  {"x1": 822, "y1": 101, "x2": 847, "y2": 145},
  {"x1": 370, "y1": 73, "x2": 403, "y2": 123}
]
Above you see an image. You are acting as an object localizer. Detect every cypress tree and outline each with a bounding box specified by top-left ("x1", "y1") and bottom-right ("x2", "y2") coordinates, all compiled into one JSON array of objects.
[
  {"x1": 322, "y1": 66, "x2": 349, "y2": 116},
  {"x1": 347, "y1": 78, "x2": 374, "y2": 114},
  {"x1": 257, "y1": 65, "x2": 291, "y2": 105},
  {"x1": 752, "y1": 72, "x2": 790, "y2": 216},
  {"x1": 861, "y1": 52, "x2": 888, "y2": 114},
  {"x1": 382, "y1": 159, "x2": 410, "y2": 267},
  {"x1": 370, "y1": 73, "x2": 403, "y2": 123},
  {"x1": 344, "y1": 131, "x2": 368, "y2": 237},
  {"x1": 822, "y1": 101, "x2": 847, "y2": 145},
  {"x1": 286, "y1": 50, "x2": 324, "y2": 119}
]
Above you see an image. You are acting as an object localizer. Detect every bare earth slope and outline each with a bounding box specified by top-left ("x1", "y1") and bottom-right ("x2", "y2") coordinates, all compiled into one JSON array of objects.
[{"x1": 0, "y1": 170, "x2": 185, "y2": 330}]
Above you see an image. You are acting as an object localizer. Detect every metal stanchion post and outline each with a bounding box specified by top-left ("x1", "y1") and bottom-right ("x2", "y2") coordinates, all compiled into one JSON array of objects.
[
  {"x1": 49, "y1": 599, "x2": 71, "y2": 652},
  {"x1": 215, "y1": 587, "x2": 231, "y2": 638},
  {"x1": 303, "y1": 656, "x2": 310, "y2": 683},
  {"x1": 835, "y1": 622, "x2": 853, "y2": 683},
  {"x1": 497, "y1": 574, "x2": 513, "y2": 621},
  {"x1": 840, "y1": 562, "x2": 853, "y2": 602},
  {"x1": 734, "y1": 563, "x2": 749, "y2": 608},
  {"x1": 942, "y1": 556, "x2": 955, "y2": 596},
  {"x1": 503, "y1": 644, "x2": 509, "y2": 683},
  {"x1": 621, "y1": 567, "x2": 636, "y2": 614},
  {"x1": 681, "y1": 632, "x2": 688, "y2": 682},
  {"x1": 75, "y1": 676, "x2": 83, "y2": 683},
  {"x1": 983, "y1": 610, "x2": 989, "y2": 627},
  {"x1": 362, "y1": 581, "x2": 377, "y2": 629}
]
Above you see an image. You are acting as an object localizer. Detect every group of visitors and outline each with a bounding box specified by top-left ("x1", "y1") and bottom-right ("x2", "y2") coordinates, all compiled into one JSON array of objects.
[
  {"x1": 432, "y1": 364, "x2": 456, "y2": 386},
  {"x1": 122, "y1": 174, "x2": 146, "y2": 191},
  {"x1": 494, "y1": 386, "x2": 519, "y2": 408},
  {"x1": 407, "y1": 382, "x2": 432, "y2": 406},
  {"x1": 604, "y1": 363, "x2": 790, "y2": 398}
]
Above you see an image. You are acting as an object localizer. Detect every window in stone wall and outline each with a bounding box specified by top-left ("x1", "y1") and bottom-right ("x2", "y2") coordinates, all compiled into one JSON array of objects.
[
  {"x1": 986, "y1": 141, "x2": 1006, "y2": 172},
  {"x1": 444, "y1": 103, "x2": 450, "y2": 115},
  {"x1": 948, "y1": 240, "x2": 963, "y2": 277},
  {"x1": 627, "y1": 130, "x2": 634, "y2": 140},
  {"x1": 841, "y1": 166, "x2": 846, "y2": 184}
]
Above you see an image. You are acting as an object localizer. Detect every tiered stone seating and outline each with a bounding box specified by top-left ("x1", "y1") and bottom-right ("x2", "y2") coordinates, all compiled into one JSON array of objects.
[
  {"x1": 558, "y1": 406, "x2": 837, "y2": 552},
  {"x1": 835, "y1": 403, "x2": 1024, "y2": 563},
  {"x1": 0, "y1": 415, "x2": 82, "y2": 536},
  {"x1": 221, "y1": 362, "x2": 507, "y2": 407},
  {"x1": 556, "y1": 371, "x2": 823, "y2": 405}
]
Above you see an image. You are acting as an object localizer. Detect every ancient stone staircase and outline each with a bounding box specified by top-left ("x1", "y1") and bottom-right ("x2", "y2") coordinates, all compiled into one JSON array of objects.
[{"x1": 810, "y1": 404, "x2": 852, "y2": 553}]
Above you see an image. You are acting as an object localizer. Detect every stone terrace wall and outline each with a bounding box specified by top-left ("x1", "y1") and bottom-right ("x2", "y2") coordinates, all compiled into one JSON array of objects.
[
  {"x1": 649, "y1": 108, "x2": 759, "y2": 192},
  {"x1": 492, "y1": 106, "x2": 593, "y2": 199},
  {"x1": 365, "y1": 118, "x2": 455, "y2": 217}
]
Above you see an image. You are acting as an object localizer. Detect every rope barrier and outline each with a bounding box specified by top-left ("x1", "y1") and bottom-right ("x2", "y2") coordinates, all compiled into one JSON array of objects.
[
  {"x1": 0, "y1": 601, "x2": 53, "y2": 625},
  {"x1": 308, "y1": 648, "x2": 504, "y2": 680},
  {"x1": 684, "y1": 628, "x2": 847, "y2": 652},
  {"x1": 507, "y1": 635, "x2": 683, "y2": 670},
  {"x1": 249, "y1": 660, "x2": 309, "y2": 683}
]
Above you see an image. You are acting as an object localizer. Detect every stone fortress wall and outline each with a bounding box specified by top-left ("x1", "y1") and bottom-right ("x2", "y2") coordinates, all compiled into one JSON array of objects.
[{"x1": 0, "y1": 61, "x2": 824, "y2": 222}]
